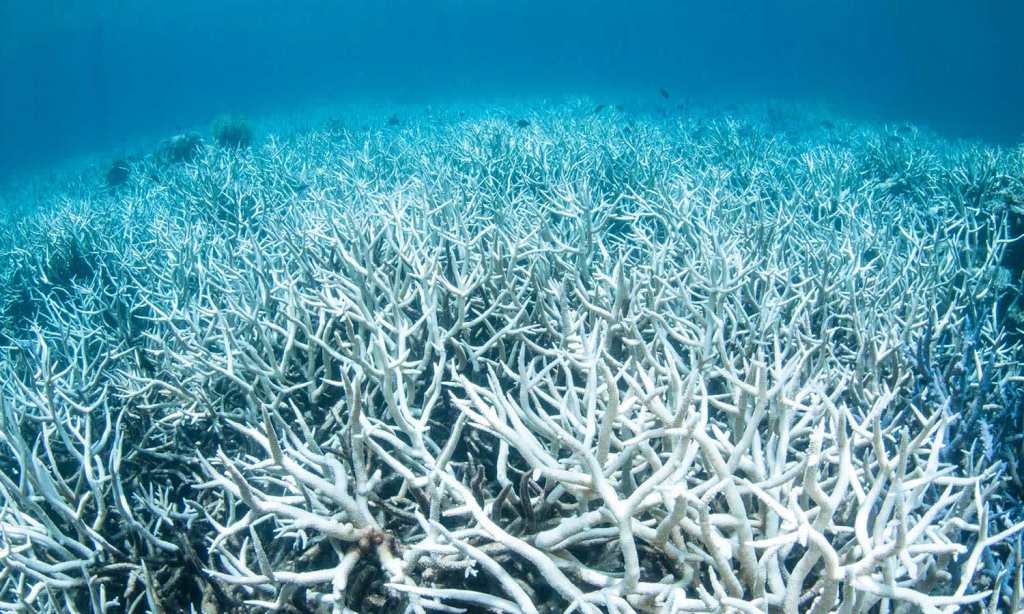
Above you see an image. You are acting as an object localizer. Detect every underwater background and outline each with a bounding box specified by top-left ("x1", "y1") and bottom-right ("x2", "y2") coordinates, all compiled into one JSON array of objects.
[{"x1": 2, "y1": 0, "x2": 1024, "y2": 179}]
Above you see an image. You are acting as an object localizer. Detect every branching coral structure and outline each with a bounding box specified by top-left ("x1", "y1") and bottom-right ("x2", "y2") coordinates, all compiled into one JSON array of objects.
[{"x1": 1, "y1": 101, "x2": 1024, "y2": 613}]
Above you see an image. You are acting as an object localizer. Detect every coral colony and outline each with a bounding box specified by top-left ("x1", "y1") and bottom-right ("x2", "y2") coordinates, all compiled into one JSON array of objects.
[{"x1": 2, "y1": 100, "x2": 1024, "y2": 613}]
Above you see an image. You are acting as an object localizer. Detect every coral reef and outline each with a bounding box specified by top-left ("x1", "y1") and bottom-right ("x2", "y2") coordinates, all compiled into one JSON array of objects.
[
  {"x1": 158, "y1": 132, "x2": 205, "y2": 164},
  {"x1": 106, "y1": 158, "x2": 131, "y2": 188},
  {"x1": 1, "y1": 101, "x2": 1023, "y2": 613},
  {"x1": 213, "y1": 115, "x2": 254, "y2": 149}
]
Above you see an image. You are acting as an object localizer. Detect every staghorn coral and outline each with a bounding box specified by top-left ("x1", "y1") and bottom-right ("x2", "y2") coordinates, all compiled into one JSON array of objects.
[{"x1": 0, "y1": 101, "x2": 1023, "y2": 613}]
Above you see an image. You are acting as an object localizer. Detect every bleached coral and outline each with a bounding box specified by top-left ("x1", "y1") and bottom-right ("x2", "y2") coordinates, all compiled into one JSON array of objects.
[{"x1": 1, "y1": 101, "x2": 1023, "y2": 613}]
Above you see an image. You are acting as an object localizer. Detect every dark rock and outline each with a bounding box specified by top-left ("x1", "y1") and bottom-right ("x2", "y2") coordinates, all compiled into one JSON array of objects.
[
  {"x1": 213, "y1": 116, "x2": 253, "y2": 149},
  {"x1": 106, "y1": 159, "x2": 131, "y2": 188},
  {"x1": 159, "y1": 133, "x2": 204, "y2": 164}
]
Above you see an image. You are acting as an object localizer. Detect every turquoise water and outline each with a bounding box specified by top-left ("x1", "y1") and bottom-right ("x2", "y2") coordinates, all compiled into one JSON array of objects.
[{"x1": 2, "y1": 1, "x2": 1023, "y2": 177}]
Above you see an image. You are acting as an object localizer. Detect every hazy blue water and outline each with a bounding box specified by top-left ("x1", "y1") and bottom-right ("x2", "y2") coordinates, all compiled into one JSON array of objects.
[{"x1": 1, "y1": 0, "x2": 1022, "y2": 178}]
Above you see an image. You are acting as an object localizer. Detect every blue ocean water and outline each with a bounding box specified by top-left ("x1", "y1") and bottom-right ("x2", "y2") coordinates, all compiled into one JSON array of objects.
[{"x1": 1, "y1": 0, "x2": 1023, "y2": 178}]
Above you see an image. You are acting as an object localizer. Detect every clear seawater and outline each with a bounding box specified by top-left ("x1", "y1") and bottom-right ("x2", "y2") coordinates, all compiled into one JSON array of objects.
[{"x1": 1, "y1": 0, "x2": 1023, "y2": 179}]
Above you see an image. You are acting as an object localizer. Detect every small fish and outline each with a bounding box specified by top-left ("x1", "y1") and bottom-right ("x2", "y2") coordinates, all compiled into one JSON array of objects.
[
  {"x1": 515, "y1": 118, "x2": 530, "y2": 128},
  {"x1": 593, "y1": 104, "x2": 606, "y2": 114},
  {"x1": 659, "y1": 88, "x2": 670, "y2": 99}
]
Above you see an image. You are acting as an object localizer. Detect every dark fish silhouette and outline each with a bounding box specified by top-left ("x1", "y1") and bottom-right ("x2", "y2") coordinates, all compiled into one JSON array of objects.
[
  {"x1": 659, "y1": 88, "x2": 670, "y2": 99},
  {"x1": 593, "y1": 104, "x2": 606, "y2": 114}
]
